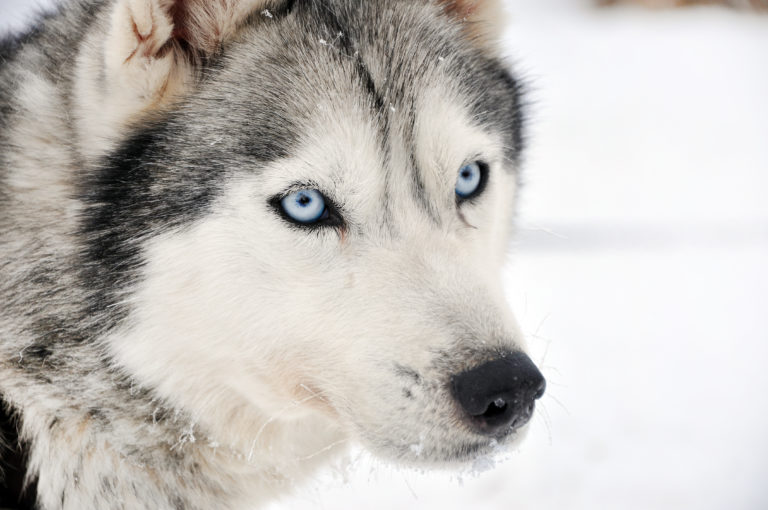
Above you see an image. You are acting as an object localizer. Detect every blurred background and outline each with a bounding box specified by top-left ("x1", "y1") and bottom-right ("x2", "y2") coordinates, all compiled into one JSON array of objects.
[{"x1": 2, "y1": 0, "x2": 767, "y2": 509}]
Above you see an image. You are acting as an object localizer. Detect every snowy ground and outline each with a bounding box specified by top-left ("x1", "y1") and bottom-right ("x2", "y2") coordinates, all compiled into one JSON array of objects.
[{"x1": 2, "y1": 1, "x2": 767, "y2": 509}]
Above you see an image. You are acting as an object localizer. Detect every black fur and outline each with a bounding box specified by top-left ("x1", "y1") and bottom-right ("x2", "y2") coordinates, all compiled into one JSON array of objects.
[
  {"x1": 0, "y1": 396, "x2": 37, "y2": 510},
  {"x1": 0, "y1": 1, "x2": 531, "y2": 507},
  {"x1": 79, "y1": 119, "x2": 195, "y2": 328},
  {"x1": 79, "y1": 109, "x2": 296, "y2": 332},
  {"x1": 74, "y1": 0, "x2": 526, "y2": 336}
]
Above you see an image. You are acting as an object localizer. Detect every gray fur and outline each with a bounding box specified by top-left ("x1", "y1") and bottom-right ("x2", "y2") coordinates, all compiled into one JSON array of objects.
[{"x1": 0, "y1": 0, "x2": 529, "y2": 508}]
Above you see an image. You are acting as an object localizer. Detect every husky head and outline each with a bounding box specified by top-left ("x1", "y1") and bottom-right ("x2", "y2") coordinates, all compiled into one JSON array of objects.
[{"x1": 81, "y1": 0, "x2": 543, "y2": 467}]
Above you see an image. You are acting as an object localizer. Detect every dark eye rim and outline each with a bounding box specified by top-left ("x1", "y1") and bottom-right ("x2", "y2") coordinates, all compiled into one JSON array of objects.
[
  {"x1": 456, "y1": 160, "x2": 490, "y2": 205},
  {"x1": 269, "y1": 188, "x2": 345, "y2": 229}
]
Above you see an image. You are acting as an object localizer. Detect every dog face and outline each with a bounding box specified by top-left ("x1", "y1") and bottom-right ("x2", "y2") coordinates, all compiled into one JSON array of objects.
[{"x1": 85, "y1": 0, "x2": 542, "y2": 466}]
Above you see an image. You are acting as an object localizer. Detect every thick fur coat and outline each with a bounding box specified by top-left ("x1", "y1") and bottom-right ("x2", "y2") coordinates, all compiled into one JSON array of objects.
[{"x1": 0, "y1": 0, "x2": 538, "y2": 508}]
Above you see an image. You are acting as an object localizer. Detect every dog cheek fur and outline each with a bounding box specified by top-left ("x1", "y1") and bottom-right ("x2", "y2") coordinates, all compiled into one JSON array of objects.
[
  {"x1": 1, "y1": 0, "x2": 531, "y2": 505},
  {"x1": 103, "y1": 172, "x2": 525, "y2": 467}
]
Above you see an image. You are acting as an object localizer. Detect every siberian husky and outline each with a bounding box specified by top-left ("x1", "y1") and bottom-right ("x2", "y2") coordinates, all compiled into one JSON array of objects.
[{"x1": 0, "y1": 0, "x2": 544, "y2": 508}]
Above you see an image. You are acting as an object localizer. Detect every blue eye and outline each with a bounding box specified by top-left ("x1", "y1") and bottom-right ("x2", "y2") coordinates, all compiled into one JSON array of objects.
[
  {"x1": 280, "y1": 189, "x2": 328, "y2": 224},
  {"x1": 455, "y1": 161, "x2": 484, "y2": 199}
]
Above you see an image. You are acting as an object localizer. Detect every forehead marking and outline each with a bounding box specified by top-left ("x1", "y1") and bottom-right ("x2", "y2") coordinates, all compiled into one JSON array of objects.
[
  {"x1": 308, "y1": 2, "x2": 401, "y2": 236},
  {"x1": 310, "y1": 1, "x2": 502, "y2": 231}
]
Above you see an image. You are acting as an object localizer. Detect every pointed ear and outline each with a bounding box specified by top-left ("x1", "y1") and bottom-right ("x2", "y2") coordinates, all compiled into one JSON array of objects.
[
  {"x1": 437, "y1": 0, "x2": 508, "y2": 50},
  {"x1": 102, "y1": 0, "x2": 271, "y2": 113},
  {"x1": 75, "y1": 0, "x2": 273, "y2": 159}
]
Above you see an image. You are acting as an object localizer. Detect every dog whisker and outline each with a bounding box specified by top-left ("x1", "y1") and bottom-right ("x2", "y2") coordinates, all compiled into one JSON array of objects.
[
  {"x1": 247, "y1": 393, "x2": 321, "y2": 463},
  {"x1": 533, "y1": 404, "x2": 554, "y2": 446},
  {"x1": 296, "y1": 437, "x2": 351, "y2": 462},
  {"x1": 544, "y1": 392, "x2": 570, "y2": 416}
]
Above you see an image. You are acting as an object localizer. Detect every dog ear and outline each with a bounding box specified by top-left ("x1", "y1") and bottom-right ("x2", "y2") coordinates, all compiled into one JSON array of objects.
[
  {"x1": 436, "y1": 0, "x2": 508, "y2": 49},
  {"x1": 108, "y1": 0, "x2": 270, "y2": 58},
  {"x1": 76, "y1": 0, "x2": 273, "y2": 159},
  {"x1": 102, "y1": 0, "x2": 271, "y2": 112}
]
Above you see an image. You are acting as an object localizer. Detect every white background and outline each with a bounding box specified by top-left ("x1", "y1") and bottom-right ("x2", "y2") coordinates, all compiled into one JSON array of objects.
[{"x1": 2, "y1": 1, "x2": 767, "y2": 509}]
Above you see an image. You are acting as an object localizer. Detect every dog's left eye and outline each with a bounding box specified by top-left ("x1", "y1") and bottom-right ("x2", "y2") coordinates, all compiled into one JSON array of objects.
[
  {"x1": 455, "y1": 161, "x2": 487, "y2": 201},
  {"x1": 280, "y1": 189, "x2": 329, "y2": 224}
]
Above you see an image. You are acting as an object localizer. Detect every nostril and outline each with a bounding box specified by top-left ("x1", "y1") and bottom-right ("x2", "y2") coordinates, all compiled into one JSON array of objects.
[
  {"x1": 477, "y1": 398, "x2": 508, "y2": 420},
  {"x1": 451, "y1": 352, "x2": 546, "y2": 436}
]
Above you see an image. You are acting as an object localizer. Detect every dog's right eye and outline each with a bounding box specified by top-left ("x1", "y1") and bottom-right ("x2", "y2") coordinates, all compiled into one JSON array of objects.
[
  {"x1": 279, "y1": 189, "x2": 329, "y2": 224},
  {"x1": 271, "y1": 188, "x2": 344, "y2": 229},
  {"x1": 455, "y1": 161, "x2": 488, "y2": 203}
]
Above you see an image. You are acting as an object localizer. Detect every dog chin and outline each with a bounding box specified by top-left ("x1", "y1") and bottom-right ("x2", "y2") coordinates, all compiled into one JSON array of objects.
[
  {"x1": 365, "y1": 422, "x2": 531, "y2": 468},
  {"x1": 441, "y1": 428, "x2": 530, "y2": 465}
]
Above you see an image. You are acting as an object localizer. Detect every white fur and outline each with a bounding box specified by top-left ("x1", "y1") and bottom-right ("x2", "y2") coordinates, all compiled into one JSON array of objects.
[
  {"x1": 107, "y1": 77, "x2": 527, "y2": 483},
  {"x1": 0, "y1": 0, "x2": 531, "y2": 507}
]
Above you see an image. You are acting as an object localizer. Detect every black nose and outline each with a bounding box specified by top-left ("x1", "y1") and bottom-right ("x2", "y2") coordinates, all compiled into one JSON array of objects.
[{"x1": 451, "y1": 352, "x2": 546, "y2": 436}]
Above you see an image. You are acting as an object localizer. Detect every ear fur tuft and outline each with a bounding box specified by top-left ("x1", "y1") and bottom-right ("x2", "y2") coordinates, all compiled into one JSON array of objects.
[
  {"x1": 166, "y1": 0, "x2": 271, "y2": 55},
  {"x1": 441, "y1": 0, "x2": 482, "y2": 19},
  {"x1": 102, "y1": 0, "x2": 274, "y2": 116},
  {"x1": 74, "y1": 0, "x2": 275, "y2": 161},
  {"x1": 436, "y1": 0, "x2": 508, "y2": 50}
]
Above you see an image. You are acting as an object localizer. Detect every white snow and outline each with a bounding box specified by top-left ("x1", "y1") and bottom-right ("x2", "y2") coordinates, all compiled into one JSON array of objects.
[{"x1": 2, "y1": 1, "x2": 767, "y2": 509}]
